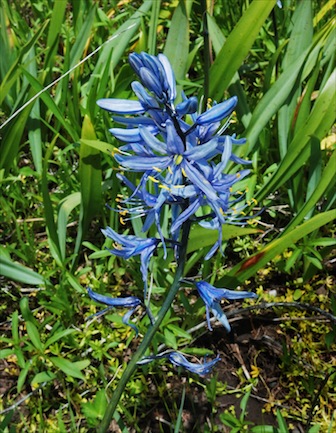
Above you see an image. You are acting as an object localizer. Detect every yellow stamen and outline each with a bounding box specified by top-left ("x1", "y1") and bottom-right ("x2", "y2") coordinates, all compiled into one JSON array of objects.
[
  {"x1": 168, "y1": 166, "x2": 173, "y2": 175},
  {"x1": 153, "y1": 166, "x2": 162, "y2": 172},
  {"x1": 174, "y1": 155, "x2": 183, "y2": 165},
  {"x1": 159, "y1": 184, "x2": 171, "y2": 191},
  {"x1": 236, "y1": 173, "x2": 241, "y2": 178},
  {"x1": 181, "y1": 168, "x2": 187, "y2": 177},
  {"x1": 120, "y1": 217, "x2": 126, "y2": 225},
  {"x1": 148, "y1": 176, "x2": 159, "y2": 183}
]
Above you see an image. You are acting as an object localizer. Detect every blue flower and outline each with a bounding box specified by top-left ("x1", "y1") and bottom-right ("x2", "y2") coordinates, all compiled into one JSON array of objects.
[
  {"x1": 137, "y1": 350, "x2": 220, "y2": 375},
  {"x1": 87, "y1": 288, "x2": 141, "y2": 334},
  {"x1": 102, "y1": 227, "x2": 159, "y2": 296},
  {"x1": 195, "y1": 281, "x2": 258, "y2": 332},
  {"x1": 128, "y1": 52, "x2": 176, "y2": 103}
]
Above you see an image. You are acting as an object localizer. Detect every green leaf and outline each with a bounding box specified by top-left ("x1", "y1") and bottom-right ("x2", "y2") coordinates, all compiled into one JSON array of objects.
[
  {"x1": 187, "y1": 225, "x2": 261, "y2": 254},
  {"x1": 251, "y1": 427, "x2": 278, "y2": 433},
  {"x1": 0, "y1": 254, "x2": 45, "y2": 286},
  {"x1": 73, "y1": 116, "x2": 102, "y2": 265},
  {"x1": 209, "y1": 0, "x2": 277, "y2": 100},
  {"x1": 81, "y1": 389, "x2": 108, "y2": 420},
  {"x1": 276, "y1": 409, "x2": 289, "y2": 433},
  {"x1": 57, "y1": 192, "x2": 81, "y2": 261},
  {"x1": 26, "y1": 321, "x2": 44, "y2": 352},
  {"x1": 218, "y1": 210, "x2": 336, "y2": 288},
  {"x1": 0, "y1": 20, "x2": 49, "y2": 105},
  {"x1": 31, "y1": 371, "x2": 57, "y2": 386},
  {"x1": 50, "y1": 357, "x2": 90, "y2": 380},
  {"x1": 79, "y1": 139, "x2": 116, "y2": 156},
  {"x1": 17, "y1": 361, "x2": 31, "y2": 393},
  {"x1": 41, "y1": 140, "x2": 63, "y2": 267},
  {"x1": 167, "y1": 324, "x2": 192, "y2": 340},
  {"x1": 19, "y1": 68, "x2": 79, "y2": 141},
  {"x1": 283, "y1": 151, "x2": 336, "y2": 233},
  {"x1": 69, "y1": 6, "x2": 96, "y2": 69},
  {"x1": 0, "y1": 349, "x2": 15, "y2": 359},
  {"x1": 255, "y1": 69, "x2": 336, "y2": 204},
  {"x1": 45, "y1": 328, "x2": 76, "y2": 349},
  {"x1": 164, "y1": 0, "x2": 190, "y2": 82}
]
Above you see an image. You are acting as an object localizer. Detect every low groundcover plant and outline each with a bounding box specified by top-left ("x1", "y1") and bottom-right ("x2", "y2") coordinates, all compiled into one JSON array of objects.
[{"x1": 87, "y1": 52, "x2": 258, "y2": 432}]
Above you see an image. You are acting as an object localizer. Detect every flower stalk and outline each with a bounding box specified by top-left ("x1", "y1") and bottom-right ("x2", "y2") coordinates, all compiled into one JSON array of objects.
[{"x1": 97, "y1": 220, "x2": 191, "y2": 433}]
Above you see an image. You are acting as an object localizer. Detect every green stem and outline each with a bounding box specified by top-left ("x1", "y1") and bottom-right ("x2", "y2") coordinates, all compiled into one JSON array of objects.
[{"x1": 97, "y1": 220, "x2": 191, "y2": 433}]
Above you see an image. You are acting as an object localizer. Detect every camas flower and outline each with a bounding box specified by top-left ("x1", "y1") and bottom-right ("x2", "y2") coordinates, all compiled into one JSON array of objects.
[
  {"x1": 97, "y1": 52, "x2": 252, "y2": 259},
  {"x1": 137, "y1": 350, "x2": 221, "y2": 375},
  {"x1": 102, "y1": 226, "x2": 159, "y2": 296},
  {"x1": 87, "y1": 288, "x2": 141, "y2": 334},
  {"x1": 195, "y1": 281, "x2": 258, "y2": 332}
]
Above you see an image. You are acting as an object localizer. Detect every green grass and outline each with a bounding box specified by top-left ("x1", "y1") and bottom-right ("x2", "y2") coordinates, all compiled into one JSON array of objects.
[{"x1": 0, "y1": 0, "x2": 335, "y2": 431}]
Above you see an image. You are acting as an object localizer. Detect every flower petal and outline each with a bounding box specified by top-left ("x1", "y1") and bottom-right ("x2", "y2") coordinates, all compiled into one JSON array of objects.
[
  {"x1": 114, "y1": 154, "x2": 171, "y2": 171},
  {"x1": 97, "y1": 98, "x2": 145, "y2": 114},
  {"x1": 87, "y1": 288, "x2": 141, "y2": 308},
  {"x1": 196, "y1": 97, "x2": 237, "y2": 125},
  {"x1": 158, "y1": 53, "x2": 176, "y2": 101}
]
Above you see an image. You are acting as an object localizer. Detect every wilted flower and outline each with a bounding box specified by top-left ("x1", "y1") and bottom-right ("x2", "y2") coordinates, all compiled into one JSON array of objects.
[
  {"x1": 137, "y1": 350, "x2": 221, "y2": 375},
  {"x1": 87, "y1": 288, "x2": 141, "y2": 334},
  {"x1": 195, "y1": 281, "x2": 258, "y2": 332}
]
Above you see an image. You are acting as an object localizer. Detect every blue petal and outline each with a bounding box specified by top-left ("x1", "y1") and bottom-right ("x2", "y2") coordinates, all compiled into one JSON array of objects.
[
  {"x1": 110, "y1": 125, "x2": 158, "y2": 142},
  {"x1": 122, "y1": 308, "x2": 139, "y2": 335},
  {"x1": 183, "y1": 161, "x2": 218, "y2": 200},
  {"x1": 176, "y1": 96, "x2": 198, "y2": 116},
  {"x1": 139, "y1": 67, "x2": 164, "y2": 99},
  {"x1": 210, "y1": 302, "x2": 231, "y2": 332},
  {"x1": 139, "y1": 125, "x2": 167, "y2": 154},
  {"x1": 137, "y1": 351, "x2": 221, "y2": 375},
  {"x1": 184, "y1": 137, "x2": 218, "y2": 161},
  {"x1": 87, "y1": 288, "x2": 141, "y2": 308},
  {"x1": 170, "y1": 198, "x2": 201, "y2": 233},
  {"x1": 167, "y1": 352, "x2": 221, "y2": 375},
  {"x1": 131, "y1": 81, "x2": 161, "y2": 112},
  {"x1": 195, "y1": 281, "x2": 257, "y2": 331},
  {"x1": 196, "y1": 281, "x2": 257, "y2": 303},
  {"x1": 166, "y1": 119, "x2": 184, "y2": 154},
  {"x1": 158, "y1": 53, "x2": 176, "y2": 101},
  {"x1": 112, "y1": 116, "x2": 156, "y2": 127},
  {"x1": 97, "y1": 98, "x2": 145, "y2": 114},
  {"x1": 114, "y1": 154, "x2": 171, "y2": 171},
  {"x1": 196, "y1": 97, "x2": 237, "y2": 125}
]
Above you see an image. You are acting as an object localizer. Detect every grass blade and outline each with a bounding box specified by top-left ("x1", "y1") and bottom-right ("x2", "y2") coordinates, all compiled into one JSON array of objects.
[
  {"x1": 218, "y1": 209, "x2": 336, "y2": 288},
  {"x1": 0, "y1": 254, "x2": 45, "y2": 286},
  {"x1": 209, "y1": 0, "x2": 277, "y2": 101},
  {"x1": 255, "y1": 68, "x2": 336, "y2": 204},
  {"x1": 164, "y1": 0, "x2": 191, "y2": 82}
]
